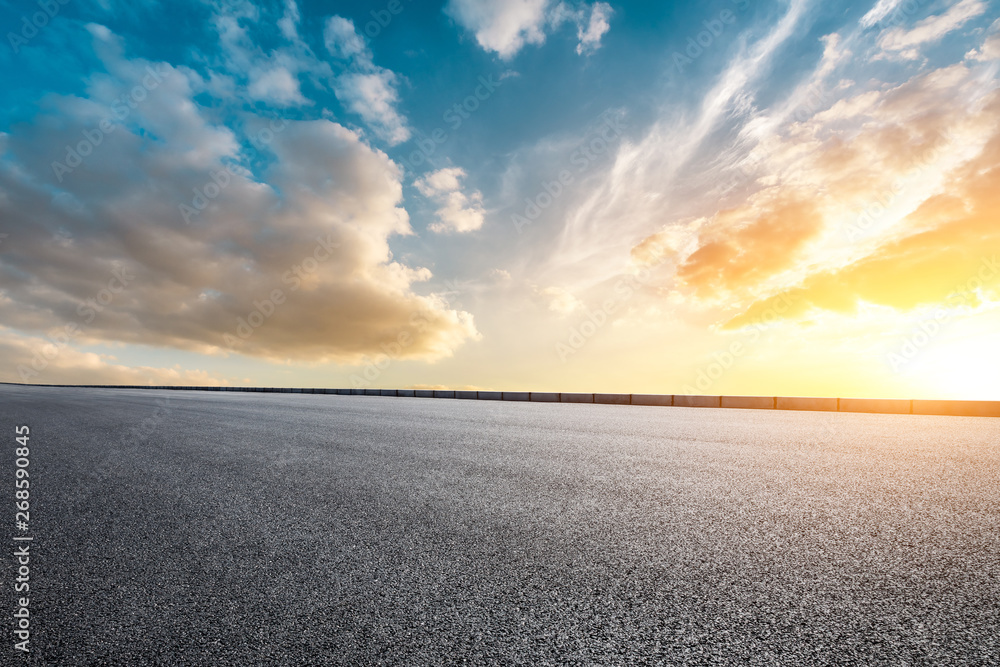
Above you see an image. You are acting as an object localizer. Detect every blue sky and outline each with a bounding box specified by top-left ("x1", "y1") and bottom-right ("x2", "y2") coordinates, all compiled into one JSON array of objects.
[{"x1": 2, "y1": 0, "x2": 999, "y2": 397}]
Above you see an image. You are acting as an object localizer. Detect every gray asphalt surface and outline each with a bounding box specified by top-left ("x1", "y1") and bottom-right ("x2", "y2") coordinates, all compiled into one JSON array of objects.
[{"x1": 1, "y1": 385, "x2": 999, "y2": 666}]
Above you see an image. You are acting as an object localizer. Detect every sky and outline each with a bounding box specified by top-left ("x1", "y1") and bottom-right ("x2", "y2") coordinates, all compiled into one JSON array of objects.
[{"x1": 1, "y1": 0, "x2": 999, "y2": 399}]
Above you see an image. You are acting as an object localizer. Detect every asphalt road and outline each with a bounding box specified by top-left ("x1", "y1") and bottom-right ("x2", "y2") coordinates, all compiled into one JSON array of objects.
[{"x1": 1, "y1": 385, "x2": 999, "y2": 666}]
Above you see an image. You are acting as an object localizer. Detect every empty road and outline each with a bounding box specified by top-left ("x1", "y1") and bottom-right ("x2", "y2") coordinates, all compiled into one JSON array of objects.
[{"x1": 1, "y1": 385, "x2": 998, "y2": 665}]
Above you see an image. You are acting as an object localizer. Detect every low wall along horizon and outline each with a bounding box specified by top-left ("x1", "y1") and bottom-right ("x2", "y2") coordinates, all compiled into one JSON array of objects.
[{"x1": 3, "y1": 383, "x2": 999, "y2": 418}]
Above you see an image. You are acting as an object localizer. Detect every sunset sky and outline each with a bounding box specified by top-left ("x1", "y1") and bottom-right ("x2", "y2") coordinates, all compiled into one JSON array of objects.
[{"x1": 1, "y1": 0, "x2": 998, "y2": 398}]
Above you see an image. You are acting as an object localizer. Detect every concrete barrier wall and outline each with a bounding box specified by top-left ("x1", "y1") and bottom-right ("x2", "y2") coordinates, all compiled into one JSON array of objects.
[
  {"x1": 4, "y1": 382, "x2": 998, "y2": 417},
  {"x1": 912, "y1": 400, "x2": 1000, "y2": 417},
  {"x1": 673, "y1": 395, "x2": 719, "y2": 408},
  {"x1": 776, "y1": 397, "x2": 839, "y2": 412},
  {"x1": 722, "y1": 396, "x2": 774, "y2": 409},
  {"x1": 839, "y1": 398, "x2": 911, "y2": 414},
  {"x1": 594, "y1": 393, "x2": 631, "y2": 405},
  {"x1": 631, "y1": 394, "x2": 673, "y2": 406}
]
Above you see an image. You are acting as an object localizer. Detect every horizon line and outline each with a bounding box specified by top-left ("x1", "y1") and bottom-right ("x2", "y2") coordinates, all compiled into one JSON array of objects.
[{"x1": 3, "y1": 382, "x2": 998, "y2": 418}]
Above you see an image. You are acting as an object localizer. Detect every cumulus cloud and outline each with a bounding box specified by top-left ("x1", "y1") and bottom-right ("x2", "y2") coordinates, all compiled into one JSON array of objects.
[
  {"x1": 445, "y1": 0, "x2": 613, "y2": 59},
  {"x1": 246, "y1": 66, "x2": 304, "y2": 106},
  {"x1": 415, "y1": 168, "x2": 486, "y2": 233},
  {"x1": 446, "y1": 0, "x2": 549, "y2": 58},
  {"x1": 335, "y1": 71, "x2": 410, "y2": 145},
  {"x1": 0, "y1": 31, "x2": 478, "y2": 368},
  {"x1": 323, "y1": 16, "x2": 411, "y2": 145},
  {"x1": 324, "y1": 15, "x2": 368, "y2": 61},
  {"x1": 209, "y1": 0, "x2": 325, "y2": 107}
]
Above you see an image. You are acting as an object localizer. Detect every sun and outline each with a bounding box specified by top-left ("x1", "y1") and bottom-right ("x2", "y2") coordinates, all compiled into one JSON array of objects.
[{"x1": 909, "y1": 337, "x2": 1000, "y2": 401}]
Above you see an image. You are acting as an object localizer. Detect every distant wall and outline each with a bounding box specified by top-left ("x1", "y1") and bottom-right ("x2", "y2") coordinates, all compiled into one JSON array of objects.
[{"x1": 3, "y1": 383, "x2": 998, "y2": 418}]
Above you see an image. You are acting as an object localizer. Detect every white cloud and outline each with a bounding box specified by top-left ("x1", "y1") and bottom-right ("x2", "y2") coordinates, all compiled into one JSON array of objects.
[
  {"x1": 535, "y1": 286, "x2": 582, "y2": 315},
  {"x1": 576, "y1": 2, "x2": 613, "y2": 55},
  {"x1": 445, "y1": 0, "x2": 613, "y2": 59},
  {"x1": 415, "y1": 167, "x2": 486, "y2": 234},
  {"x1": 877, "y1": 0, "x2": 986, "y2": 59},
  {"x1": 324, "y1": 15, "x2": 368, "y2": 61},
  {"x1": 446, "y1": 0, "x2": 549, "y2": 59},
  {"x1": 334, "y1": 71, "x2": 411, "y2": 145},
  {"x1": 415, "y1": 167, "x2": 466, "y2": 195},
  {"x1": 247, "y1": 66, "x2": 306, "y2": 106},
  {"x1": 278, "y1": 0, "x2": 301, "y2": 41},
  {"x1": 966, "y1": 26, "x2": 1000, "y2": 61},
  {"x1": 323, "y1": 16, "x2": 411, "y2": 145},
  {"x1": 208, "y1": 1, "x2": 327, "y2": 108}
]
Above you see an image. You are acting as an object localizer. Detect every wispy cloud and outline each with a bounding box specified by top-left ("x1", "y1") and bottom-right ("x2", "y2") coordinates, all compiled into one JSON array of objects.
[
  {"x1": 860, "y1": 0, "x2": 905, "y2": 29},
  {"x1": 550, "y1": 0, "x2": 811, "y2": 285},
  {"x1": 323, "y1": 15, "x2": 410, "y2": 145},
  {"x1": 877, "y1": 0, "x2": 986, "y2": 60}
]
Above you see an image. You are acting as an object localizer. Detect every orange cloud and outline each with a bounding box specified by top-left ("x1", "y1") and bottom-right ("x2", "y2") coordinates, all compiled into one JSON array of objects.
[
  {"x1": 726, "y1": 94, "x2": 1000, "y2": 328},
  {"x1": 630, "y1": 54, "x2": 999, "y2": 332},
  {"x1": 674, "y1": 194, "x2": 823, "y2": 298},
  {"x1": 0, "y1": 327, "x2": 230, "y2": 386}
]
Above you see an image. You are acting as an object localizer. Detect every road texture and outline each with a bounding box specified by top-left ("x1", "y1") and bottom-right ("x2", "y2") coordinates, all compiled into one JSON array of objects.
[{"x1": 1, "y1": 385, "x2": 999, "y2": 665}]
